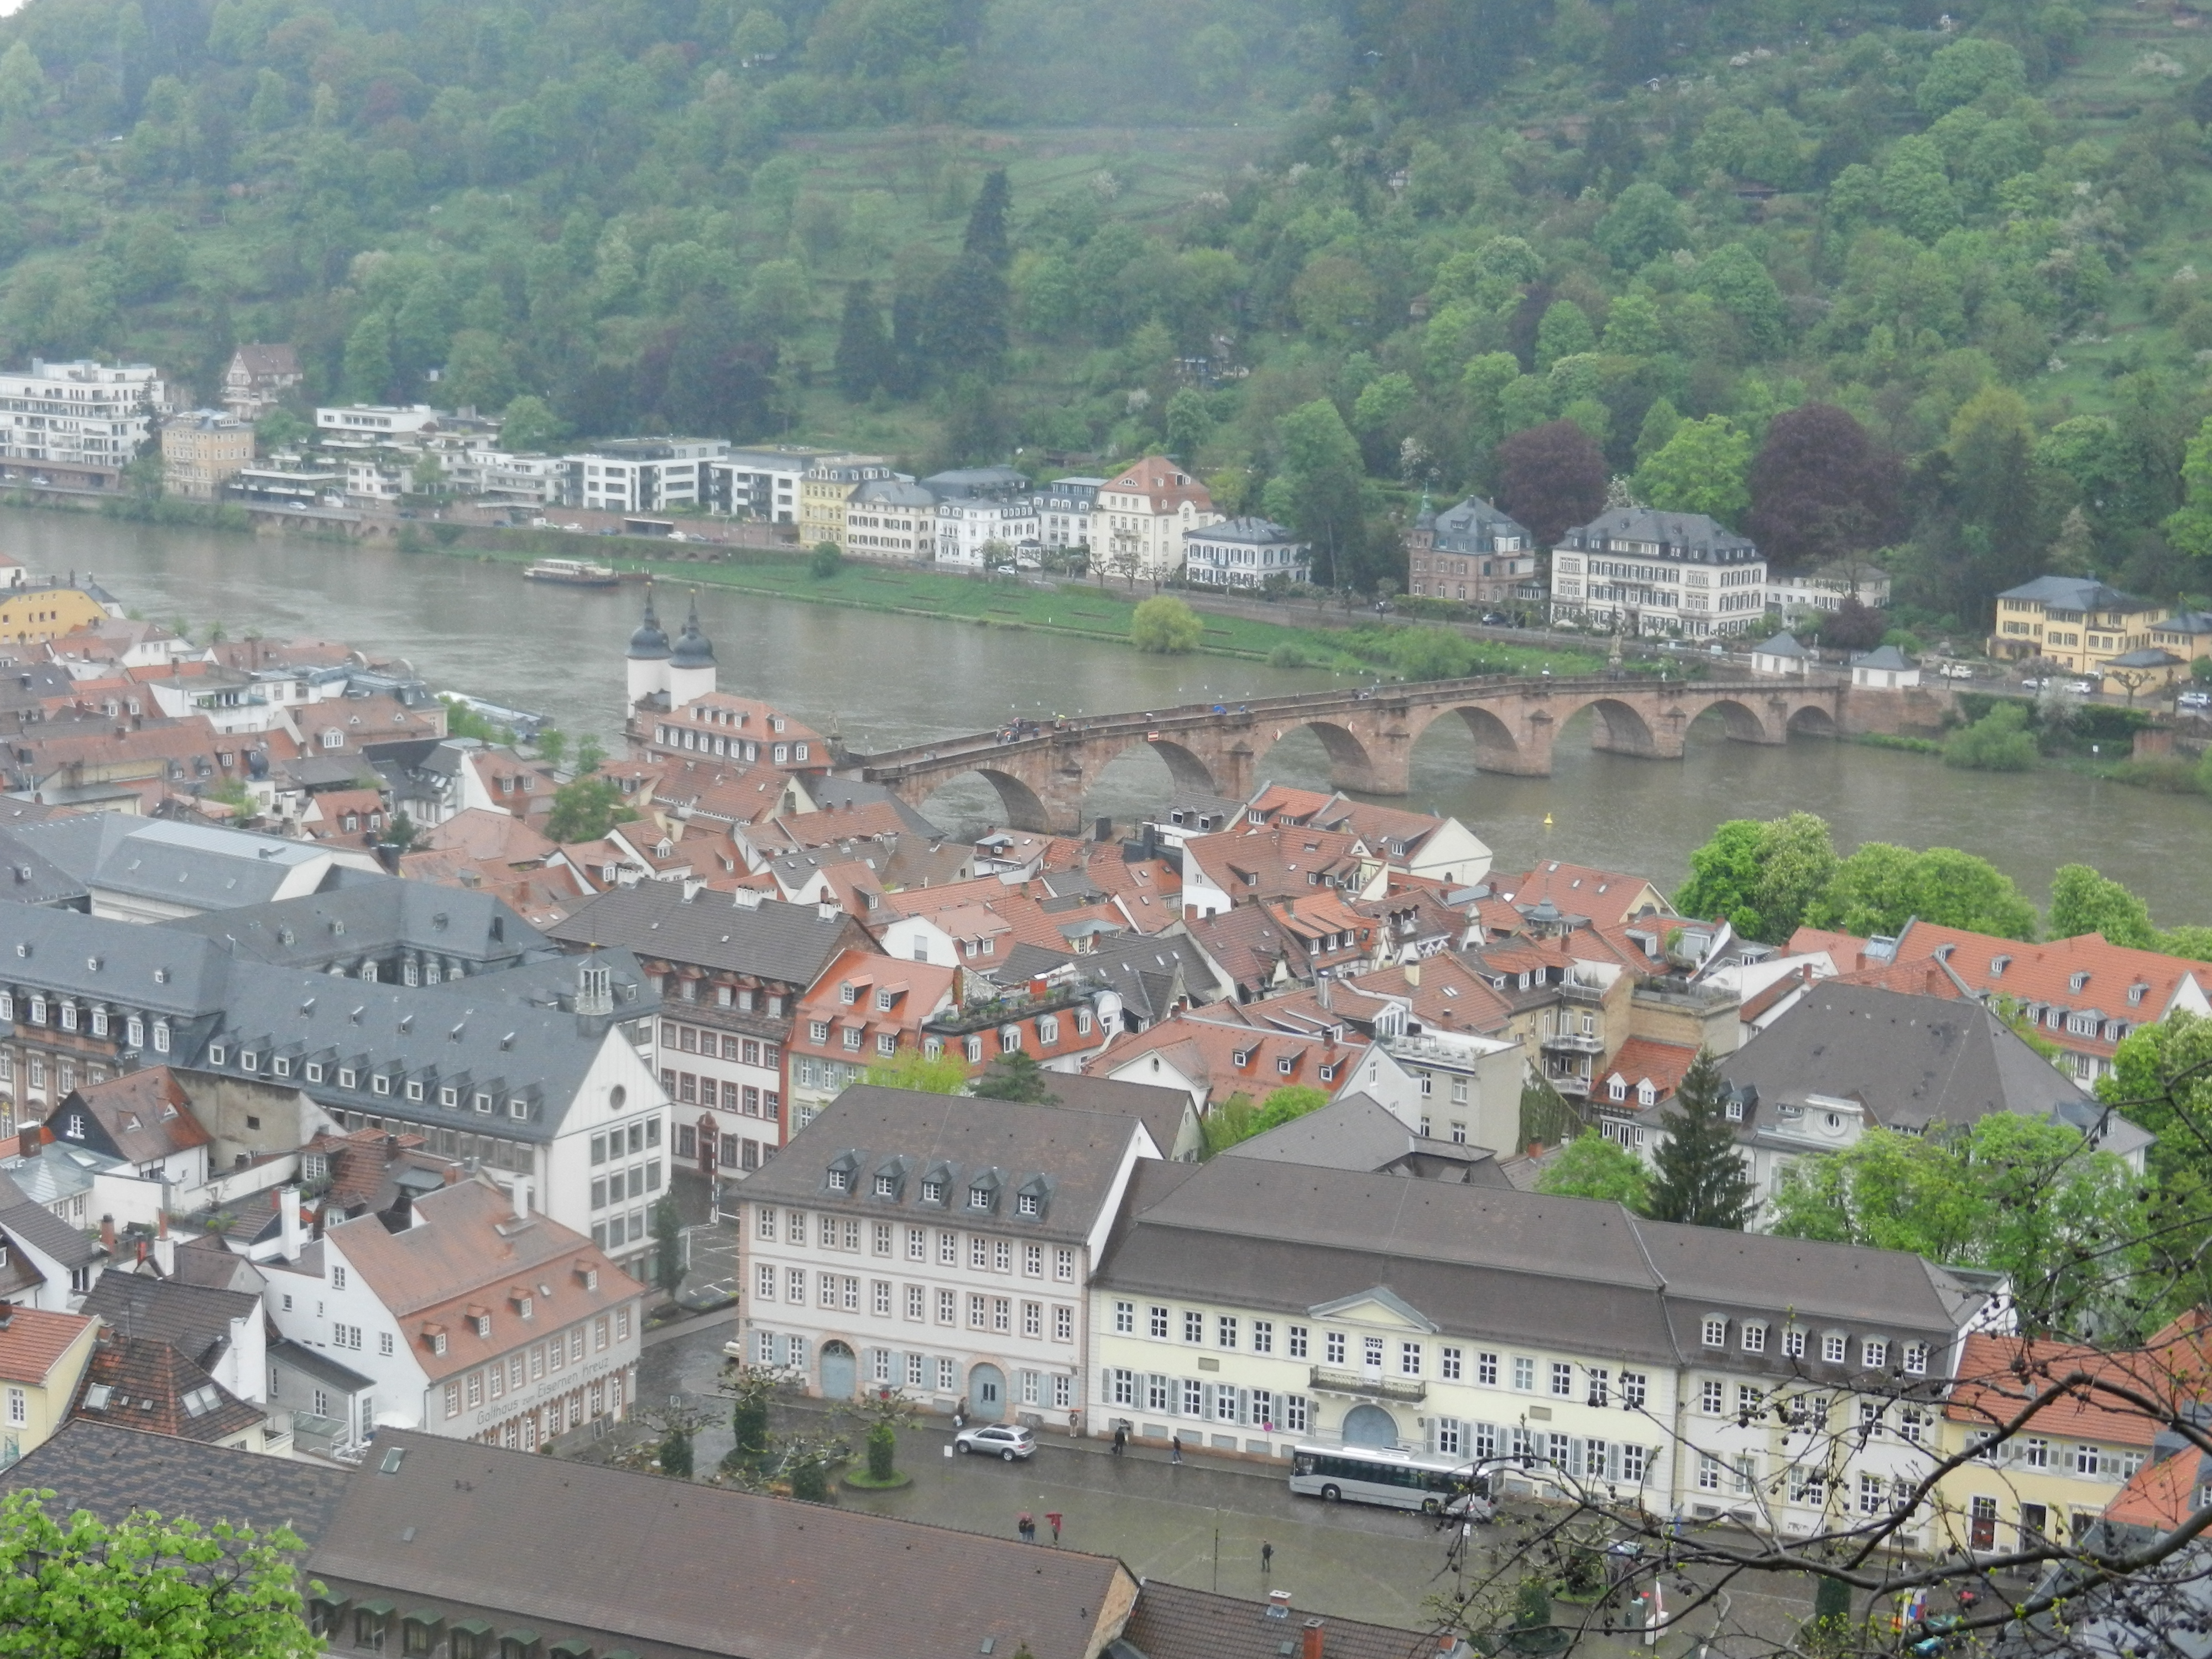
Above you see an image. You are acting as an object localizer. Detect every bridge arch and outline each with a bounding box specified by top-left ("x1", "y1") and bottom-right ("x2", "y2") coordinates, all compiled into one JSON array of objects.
[
  {"x1": 912, "y1": 766, "x2": 1054, "y2": 834},
  {"x1": 1566, "y1": 695, "x2": 1666, "y2": 760},
  {"x1": 1695, "y1": 696, "x2": 1781, "y2": 746},
  {"x1": 1253, "y1": 718, "x2": 1383, "y2": 794},
  {"x1": 1402, "y1": 701, "x2": 1545, "y2": 776},
  {"x1": 1787, "y1": 702, "x2": 1838, "y2": 738},
  {"x1": 1105, "y1": 734, "x2": 1220, "y2": 797}
]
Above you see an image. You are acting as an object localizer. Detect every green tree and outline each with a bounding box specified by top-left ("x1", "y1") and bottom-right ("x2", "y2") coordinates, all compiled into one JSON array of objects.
[
  {"x1": 972, "y1": 1051, "x2": 1058, "y2": 1102},
  {"x1": 0, "y1": 40, "x2": 46, "y2": 125},
  {"x1": 1534, "y1": 300, "x2": 1597, "y2": 372},
  {"x1": 1535, "y1": 1130, "x2": 1652, "y2": 1209},
  {"x1": 1593, "y1": 182, "x2": 1688, "y2": 269},
  {"x1": 499, "y1": 395, "x2": 566, "y2": 454},
  {"x1": 922, "y1": 253, "x2": 1008, "y2": 379},
  {"x1": 1165, "y1": 387, "x2": 1213, "y2": 461},
  {"x1": 650, "y1": 1194, "x2": 682, "y2": 1293},
  {"x1": 0, "y1": 1490, "x2": 315, "y2": 1659},
  {"x1": 1804, "y1": 843, "x2": 2038, "y2": 940},
  {"x1": 1942, "y1": 701, "x2": 2038, "y2": 771},
  {"x1": 534, "y1": 728, "x2": 568, "y2": 768},
  {"x1": 864, "y1": 1047, "x2": 969, "y2": 1093},
  {"x1": 1131, "y1": 594, "x2": 1202, "y2": 653},
  {"x1": 544, "y1": 775, "x2": 637, "y2": 843},
  {"x1": 1917, "y1": 36, "x2": 2027, "y2": 115},
  {"x1": 2162, "y1": 415, "x2": 2212, "y2": 565},
  {"x1": 1246, "y1": 1084, "x2": 1329, "y2": 1136},
  {"x1": 1603, "y1": 288, "x2": 1665, "y2": 357},
  {"x1": 2048, "y1": 864, "x2": 2157, "y2": 948},
  {"x1": 1881, "y1": 135, "x2": 1960, "y2": 243},
  {"x1": 342, "y1": 310, "x2": 394, "y2": 402},
  {"x1": 963, "y1": 168, "x2": 1011, "y2": 268},
  {"x1": 1673, "y1": 813, "x2": 1838, "y2": 944},
  {"x1": 1266, "y1": 399, "x2": 1368, "y2": 588},
  {"x1": 388, "y1": 811, "x2": 418, "y2": 854},
  {"x1": 1644, "y1": 1051, "x2": 1756, "y2": 1230},
  {"x1": 833, "y1": 282, "x2": 893, "y2": 400},
  {"x1": 659, "y1": 1423, "x2": 695, "y2": 1477},
  {"x1": 810, "y1": 541, "x2": 844, "y2": 579},
  {"x1": 1693, "y1": 245, "x2": 1786, "y2": 358},
  {"x1": 1634, "y1": 415, "x2": 1752, "y2": 524},
  {"x1": 866, "y1": 1419, "x2": 897, "y2": 1481}
]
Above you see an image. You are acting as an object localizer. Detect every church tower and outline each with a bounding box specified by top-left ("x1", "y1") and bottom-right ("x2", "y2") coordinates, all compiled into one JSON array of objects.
[{"x1": 625, "y1": 586, "x2": 671, "y2": 708}]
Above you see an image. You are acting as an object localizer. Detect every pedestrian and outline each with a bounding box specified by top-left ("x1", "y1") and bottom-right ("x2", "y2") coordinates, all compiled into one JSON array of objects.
[
  {"x1": 1261, "y1": 1541, "x2": 1274, "y2": 1575},
  {"x1": 1018, "y1": 1511, "x2": 1034, "y2": 1543},
  {"x1": 1170, "y1": 1433, "x2": 1183, "y2": 1465},
  {"x1": 1046, "y1": 1511, "x2": 1062, "y2": 1545},
  {"x1": 1113, "y1": 1424, "x2": 1127, "y2": 1458}
]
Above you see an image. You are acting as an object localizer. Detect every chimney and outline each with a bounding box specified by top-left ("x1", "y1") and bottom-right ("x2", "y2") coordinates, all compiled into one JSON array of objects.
[
  {"x1": 1404, "y1": 959, "x2": 1420, "y2": 987},
  {"x1": 1302, "y1": 1619, "x2": 1326, "y2": 1659},
  {"x1": 1316, "y1": 977, "x2": 1332, "y2": 1011},
  {"x1": 512, "y1": 1177, "x2": 530, "y2": 1221},
  {"x1": 444, "y1": 1164, "x2": 462, "y2": 1186},
  {"x1": 14, "y1": 1127, "x2": 36, "y2": 1159},
  {"x1": 99, "y1": 1214, "x2": 116, "y2": 1255},
  {"x1": 153, "y1": 1212, "x2": 174, "y2": 1277},
  {"x1": 278, "y1": 1185, "x2": 303, "y2": 1260}
]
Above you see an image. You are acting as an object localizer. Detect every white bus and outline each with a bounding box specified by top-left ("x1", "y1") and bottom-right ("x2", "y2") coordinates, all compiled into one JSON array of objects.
[{"x1": 1288, "y1": 1443, "x2": 1480, "y2": 1514}]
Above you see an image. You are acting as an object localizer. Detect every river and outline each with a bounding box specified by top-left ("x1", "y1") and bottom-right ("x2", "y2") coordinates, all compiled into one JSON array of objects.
[{"x1": 20, "y1": 512, "x2": 2212, "y2": 928}]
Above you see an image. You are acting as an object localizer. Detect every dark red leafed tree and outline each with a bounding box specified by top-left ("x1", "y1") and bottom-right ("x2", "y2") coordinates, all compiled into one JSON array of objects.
[
  {"x1": 1495, "y1": 420, "x2": 1608, "y2": 546},
  {"x1": 1745, "y1": 403, "x2": 1906, "y2": 567}
]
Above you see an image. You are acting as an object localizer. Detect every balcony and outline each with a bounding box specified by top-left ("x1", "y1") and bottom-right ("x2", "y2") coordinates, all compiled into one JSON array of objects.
[
  {"x1": 1309, "y1": 1366, "x2": 1427, "y2": 1404},
  {"x1": 1557, "y1": 980, "x2": 1607, "y2": 1004},
  {"x1": 1546, "y1": 1071, "x2": 1592, "y2": 1098},
  {"x1": 1540, "y1": 1030, "x2": 1606, "y2": 1054}
]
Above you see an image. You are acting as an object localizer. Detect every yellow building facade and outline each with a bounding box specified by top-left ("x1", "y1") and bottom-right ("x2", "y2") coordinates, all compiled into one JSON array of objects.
[
  {"x1": 161, "y1": 414, "x2": 257, "y2": 500},
  {"x1": 798, "y1": 456, "x2": 893, "y2": 551},
  {"x1": 1988, "y1": 575, "x2": 2171, "y2": 675},
  {"x1": 0, "y1": 583, "x2": 115, "y2": 645},
  {"x1": 0, "y1": 1308, "x2": 99, "y2": 1468}
]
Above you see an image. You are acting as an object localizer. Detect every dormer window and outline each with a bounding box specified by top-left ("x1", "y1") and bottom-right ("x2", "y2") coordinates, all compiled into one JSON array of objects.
[
  {"x1": 840, "y1": 983, "x2": 857, "y2": 1005},
  {"x1": 1277, "y1": 1056, "x2": 1293, "y2": 1075},
  {"x1": 2128, "y1": 983, "x2": 2149, "y2": 1006},
  {"x1": 1990, "y1": 956, "x2": 2010, "y2": 977},
  {"x1": 1017, "y1": 1192, "x2": 1039, "y2": 1217},
  {"x1": 968, "y1": 1183, "x2": 993, "y2": 1211},
  {"x1": 2070, "y1": 970, "x2": 2091, "y2": 992},
  {"x1": 827, "y1": 1167, "x2": 851, "y2": 1193},
  {"x1": 1608, "y1": 1078, "x2": 1626, "y2": 1102},
  {"x1": 873, "y1": 1172, "x2": 896, "y2": 1197},
  {"x1": 1636, "y1": 1081, "x2": 1656, "y2": 1107},
  {"x1": 921, "y1": 1180, "x2": 945, "y2": 1204},
  {"x1": 473, "y1": 1314, "x2": 491, "y2": 1339}
]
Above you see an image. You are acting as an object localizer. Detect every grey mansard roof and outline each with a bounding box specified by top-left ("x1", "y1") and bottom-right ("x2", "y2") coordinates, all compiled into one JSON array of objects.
[
  {"x1": 1094, "y1": 1158, "x2": 1982, "y2": 1378},
  {"x1": 9, "y1": 815, "x2": 372, "y2": 911},
  {"x1": 0, "y1": 904, "x2": 237, "y2": 1016},
  {"x1": 1430, "y1": 495, "x2": 1531, "y2": 553},
  {"x1": 1557, "y1": 507, "x2": 1757, "y2": 561},
  {"x1": 163, "y1": 884, "x2": 551, "y2": 973},
  {"x1": 739, "y1": 1086, "x2": 1158, "y2": 1245},
  {"x1": 547, "y1": 881, "x2": 857, "y2": 984}
]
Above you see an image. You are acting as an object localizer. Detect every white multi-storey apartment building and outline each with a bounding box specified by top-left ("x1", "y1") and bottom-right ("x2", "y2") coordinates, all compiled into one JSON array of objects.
[
  {"x1": 1093, "y1": 456, "x2": 1220, "y2": 581},
  {"x1": 709, "y1": 447, "x2": 825, "y2": 523},
  {"x1": 1547, "y1": 508, "x2": 1769, "y2": 638},
  {"x1": 737, "y1": 1087, "x2": 1159, "y2": 1426},
  {"x1": 564, "y1": 439, "x2": 730, "y2": 514},
  {"x1": 0, "y1": 360, "x2": 166, "y2": 486},
  {"x1": 260, "y1": 1176, "x2": 645, "y2": 1451},
  {"x1": 1091, "y1": 1157, "x2": 1984, "y2": 1548}
]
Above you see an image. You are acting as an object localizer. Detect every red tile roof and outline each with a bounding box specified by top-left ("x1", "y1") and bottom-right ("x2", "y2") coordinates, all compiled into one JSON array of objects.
[
  {"x1": 0, "y1": 1307, "x2": 95, "y2": 1385},
  {"x1": 1491, "y1": 861, "x2": 1672, "y2": 930},
  {"x1": 1891, "y1": 924, "x2": 2212, "y2": 1060},
  {"x1": 1945, "y1": 1321, "x2": 2212, "y2": 1449}
]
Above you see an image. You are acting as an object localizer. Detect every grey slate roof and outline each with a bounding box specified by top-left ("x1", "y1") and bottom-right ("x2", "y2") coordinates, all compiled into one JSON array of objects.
[
  {"x1": 187, "y1": 962, "x2": 625, "y2": 1144},
  {"x1": 10, "y1": 816, "x2": 363, "y2": 910},
  {"x1": 1996, "y1": 575, "x2": 2147, "y2": 612},
  {"x1": 79, "y1": 1274, "x2": 258, "y2": 1371},
  {"x1": 1429, "y1": 495, "x2": 1531, "y2": 554},
  {"x1": 1753, "y1": 632, "x2": 1808, "y2": 658},
  {"x1": 0, "y1": 827, "x2": 92, "y2": 909},
  {"x1": 1005, "y1": 1071, "x2": 1197, "y2": 1167},
  {"x1": 1223, "y1": 1092, "x2": 1505, "y2": 1185},
  {"x1": 2106, "y1": 646, "x2": 2184, "y2": 669},
  {"x1": 1185, "y1": 516, "x2": 1300, "y2": 548},
  {"x1": 269, "y1": 1335, "x2": 375, "y2": 1393},
  {"x1": 306, "y1": 1430, "x2": 1130, "y2": 1659},
  {"x1": 1716, "y1": 984, "x2": 2149, "y2": 1158},
  {"x1": 163, "y1": 884, "x2": 550, "y2": 973},
  {"x1": 0, "y1": 903, "x2": 237, "y2": 1016},
  {"x1": 1852, "y1": 645, "x2": 1914, "y2": 670},
  {"x1": 546, "y1": 880, "x2": 854, "y2": 984},
  {"x1": 1074, "y1": 933, "x2": 1229, "y2": 1023},
  {"x1": 1557, "y1": 507, "x2": 1756, "y2": 560},
  {"x1": 1095, "y1": 1158, "x2": 1980, "y2": 1379},
  {"x1": 739, "y1": 1086, "x2": 1156, "y2": 1245},
  {"x1": 0, "y1": 1168, "x2": 99, "y2": 1269},
  {"x1": 3, "y1": 1420, "x2": 348, "y2": 1541}
]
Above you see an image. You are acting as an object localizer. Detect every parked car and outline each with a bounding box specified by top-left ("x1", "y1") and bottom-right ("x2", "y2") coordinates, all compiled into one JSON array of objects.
[
  {"x1": 2068, "y1": 680, "x2": 2096, "y2": 695},
  {"x1": 1937, "y1": 662, "x2": 1977, "y2": 680},
  {"x1": 1707, "y1": 642, "x2": 1726, "y2": 656},
  {"x1": 2018, "y1": 677, "x2": 2048, "y2": 691},
  {"x1": 1479, "y1": 612, "x2": 1509, "y2": 625},
  {"x1": 954, "y1": 1423, "x2": 1036, "y2": 1462},
  {"x1": 2178, "y1": 689, "x2": 2211, "y2": 711}
]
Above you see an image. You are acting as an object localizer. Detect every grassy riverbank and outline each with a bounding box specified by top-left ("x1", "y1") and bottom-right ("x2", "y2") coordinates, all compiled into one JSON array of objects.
[{"x1": 425, "y1": 533, "x2": 1613, "y2": 679}]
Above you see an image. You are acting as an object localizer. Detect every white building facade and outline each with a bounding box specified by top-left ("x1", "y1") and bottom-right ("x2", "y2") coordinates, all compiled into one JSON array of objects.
[
  {"x1": 1548, "y1": 508, "x2": 1769, "y2": 638},
  {"x1": 0, "y1": 360, "x2": 167, "y2": 481}
]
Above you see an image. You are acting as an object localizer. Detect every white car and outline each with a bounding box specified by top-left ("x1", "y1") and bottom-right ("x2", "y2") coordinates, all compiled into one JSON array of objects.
[
  {"x1": 1937, "y1": 662, "x2": 1977, "y2": 680},
  {"x1": 2177, "y1": 689, "x2": 2211, "y2": 711},
  {"x1": 2068, "y1": 680, "x2": 2096, "y2": 695}
]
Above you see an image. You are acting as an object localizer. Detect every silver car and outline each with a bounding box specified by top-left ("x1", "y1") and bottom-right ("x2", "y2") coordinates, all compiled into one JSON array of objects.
[{"x1": 954, "y1": 1423, "x2": 1036, "y2": 1462}]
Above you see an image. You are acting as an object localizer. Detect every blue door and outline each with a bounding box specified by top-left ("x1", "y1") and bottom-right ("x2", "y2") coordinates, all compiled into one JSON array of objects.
[
  {"x1": 821, "y1": 1342, "x2": 857, "y2": 1400},
  {"x1": 968, "y1": 1363, "x2": 1005, "y2": 1420}
]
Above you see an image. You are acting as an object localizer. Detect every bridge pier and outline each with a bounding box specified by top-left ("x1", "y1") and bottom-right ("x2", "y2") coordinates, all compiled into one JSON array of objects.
[
  {"x1": 1474, "y1": 709, "x2": 1554, "y2": 776},
  {"x1": 1588, "y1": 701, "x2": 1687, "y2": 760}
]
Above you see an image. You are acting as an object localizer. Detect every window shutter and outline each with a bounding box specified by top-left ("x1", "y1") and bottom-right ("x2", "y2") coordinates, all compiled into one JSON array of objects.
[
  {"x1": 1202, "y1": 1383, "x2": 1215, "y2": 1421},
  {"x1": 1237, "y1": 1387, "x2": 1250, "y2": 1427}
]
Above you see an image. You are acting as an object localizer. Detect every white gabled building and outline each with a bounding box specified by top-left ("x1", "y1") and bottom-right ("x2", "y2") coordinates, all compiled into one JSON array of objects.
[
  {"x1": 1547, "y1": 508, "x2": 1768, "y2": 638},
  {"x1": 1092, "y1": 456, "x2": 1219, "y2": 581},
  {"x1": 259, "y1": 1175, "x2": 646, "y2": 1451}
]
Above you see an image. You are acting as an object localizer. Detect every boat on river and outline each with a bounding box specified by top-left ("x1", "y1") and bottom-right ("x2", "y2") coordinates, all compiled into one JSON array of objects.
[{"x1": 523, "y1": 557, "x2": 620, "y2": 587}]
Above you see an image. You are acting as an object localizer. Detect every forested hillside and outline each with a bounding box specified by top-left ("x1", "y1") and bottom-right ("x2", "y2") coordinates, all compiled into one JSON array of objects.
[{"x1": 4, "y1": 0, "x2": 2212, "y2": 625}]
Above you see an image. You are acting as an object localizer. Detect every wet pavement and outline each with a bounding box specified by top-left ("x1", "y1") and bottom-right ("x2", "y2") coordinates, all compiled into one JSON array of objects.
[{"x1": 631, "y1": 1323, "x2": 1817, "y2": 1649}]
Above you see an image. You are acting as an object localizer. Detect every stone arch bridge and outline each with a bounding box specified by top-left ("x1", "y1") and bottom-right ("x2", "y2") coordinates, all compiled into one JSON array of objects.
[{"x1": 843, "y1": 674, "x2": 1940, "y2": 834}]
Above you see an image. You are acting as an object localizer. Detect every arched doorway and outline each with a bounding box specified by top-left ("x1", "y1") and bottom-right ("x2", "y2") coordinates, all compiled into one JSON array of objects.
[
  {"x1": 820, "y1": 1341, "x2": 857, "y2": 1400},
  {"x1": 1342, "y1": 1404, "x2": 1399, "y2": 1448},
  {"x1": 968, "y1": 1363, "x2": 1006, "y2": 1421},
  {"x1": 695, "y1": 1112, "x2": 720, "y2": 1173}
]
